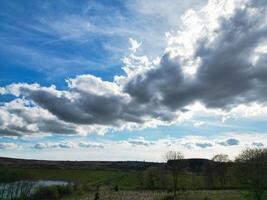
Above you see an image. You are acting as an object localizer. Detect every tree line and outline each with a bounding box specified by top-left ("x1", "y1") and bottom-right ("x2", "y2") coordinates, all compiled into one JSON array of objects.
[{"x1": 140, "y1": 148, "x2": 267, "y2": 200}]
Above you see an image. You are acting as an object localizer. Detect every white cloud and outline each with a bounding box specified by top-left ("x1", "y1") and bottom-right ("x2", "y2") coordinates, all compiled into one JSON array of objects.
[
  {"x1": 0, "y1": 142, "x2": 19, "y2": 150},
  {"x1": 66, "y1": 74, "x2": 124, "y2": 96},
  {"x1": 129, "y1": 38, "x2": 142, "y2": 53},
  {"x1": 0, "y1": 87, "x2": 6, "y2": 95},
  {"x1": 193, "y1": 121, "x2": 205, "y2": 127}
]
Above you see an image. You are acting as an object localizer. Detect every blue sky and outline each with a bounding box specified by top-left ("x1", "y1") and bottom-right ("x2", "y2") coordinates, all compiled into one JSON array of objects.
[{"x1": 1, "y1": 0, "x2": 267, "y2": 161}]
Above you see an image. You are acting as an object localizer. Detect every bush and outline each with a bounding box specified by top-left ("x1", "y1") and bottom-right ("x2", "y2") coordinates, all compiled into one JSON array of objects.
[
  {"x1": 32, "y1": 186, "x2": 60, "y2": 200},
  {"x1": 32, "y1": 184, "x2": 74, "y2": 200},
  {"x1": 57, "y1": 184, "x2": 74, "y2": 196},
  {"x1": 113, "y1": 185, "x2": 119, "y2": 192}
]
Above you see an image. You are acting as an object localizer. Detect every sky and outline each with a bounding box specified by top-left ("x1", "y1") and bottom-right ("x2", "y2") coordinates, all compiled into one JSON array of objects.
[{"x1": 1, "y1": 0, "x2": 267, "y2": 161}]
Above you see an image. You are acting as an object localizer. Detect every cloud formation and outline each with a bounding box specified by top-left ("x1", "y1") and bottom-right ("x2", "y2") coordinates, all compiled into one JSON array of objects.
[
  {"x1": 33, "y1": 141, "x2": 104, "y2": 150},
  {"x1": 1, "y1": 0, "x2": 267, "y2": 137},
  {"x1": 1, "y1": 133, "x2": 266, "y2": 161}
]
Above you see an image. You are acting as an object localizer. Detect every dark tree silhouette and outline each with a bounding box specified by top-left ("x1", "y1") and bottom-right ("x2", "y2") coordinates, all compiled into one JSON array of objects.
[{"x1": 235, "y1": 148, "x2": 267, "y2": 200}]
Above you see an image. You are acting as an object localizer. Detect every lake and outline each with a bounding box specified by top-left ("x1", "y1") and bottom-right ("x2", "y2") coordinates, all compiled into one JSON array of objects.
[{"x1": 0, "y1": 180, "x2": 70, "y2": 199}]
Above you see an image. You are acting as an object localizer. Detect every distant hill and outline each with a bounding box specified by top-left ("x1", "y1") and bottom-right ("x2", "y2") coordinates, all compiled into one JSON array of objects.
[
  {"x1": 0, "y1": 157, "x2": 215, "y2": 171},
  {"x1": 0, "y1": 157, "x2": 165, "y2": 170}
]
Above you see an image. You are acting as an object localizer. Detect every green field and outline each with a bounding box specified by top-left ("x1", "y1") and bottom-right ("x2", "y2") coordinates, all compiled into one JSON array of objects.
[
  {"x1": 1, "y1": 167, "x2": 141, "y2": 188},
  {"x1": 1, "y1": 166, "x2": 266, "y2": 200},
  {"x1": 1, "y1": 167, "x2": 208, "y2": 189}
]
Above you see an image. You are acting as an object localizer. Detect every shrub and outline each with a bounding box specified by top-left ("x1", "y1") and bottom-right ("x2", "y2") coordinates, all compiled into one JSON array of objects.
[
  {"x1": 114, "y1": 185, "x2": 119, "y2": 192},
  {"x1": 32, "y1": 186, "x2": 60, "y2": 200},
  {"x1": 57, "y1": 184, "x2": 74, "y2": 196},
  {"x1": 31, "y1": 184, "x2": 74, "y2": 200}
]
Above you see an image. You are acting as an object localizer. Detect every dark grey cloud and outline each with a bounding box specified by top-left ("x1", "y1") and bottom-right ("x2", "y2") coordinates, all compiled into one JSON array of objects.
[
  {"x1": 195, "y1": 5, "x2": 267, "y2": 109},
  {"x1": 125, "y1": 0, "x2": 267, "y2": 113},
  {"x1": 30, "y1": 91, "x2": 117, "y2": 125},
  {"x1": 124, "y1": 53, "x2": 200, "y2": 114},
  {"x1": 0, "y1": 100, "x2": 82, "y2": 137},
  {"x1": 0, "y1": 128, "x2": 22, "y2": 137}
]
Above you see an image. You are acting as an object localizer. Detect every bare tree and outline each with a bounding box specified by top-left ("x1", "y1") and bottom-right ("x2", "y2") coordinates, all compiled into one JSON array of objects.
[
  {"x1": 211, "y1": 154, "x2": 230, "y2": 187},
  {"x1": 235, "y1": 148, "x2": 267, "y2": 200},
  {"x1": 164, "y1": 151, "x2": 185, "y2": 197}
]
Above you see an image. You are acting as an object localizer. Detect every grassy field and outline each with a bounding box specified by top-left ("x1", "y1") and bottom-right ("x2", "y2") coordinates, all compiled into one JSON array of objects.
[
  {"x1": 1, "y1": 167, "x2": 141, "y2": 188},
  {"x1": 1, "y1": 166, "x2": 264, "y2": 200},
  {"x1": 0, "y1": 166, "x2": 240, "y2": 189},
  {"x1": 2, "y1": 167, "x2": 208, "y2": 189}
]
